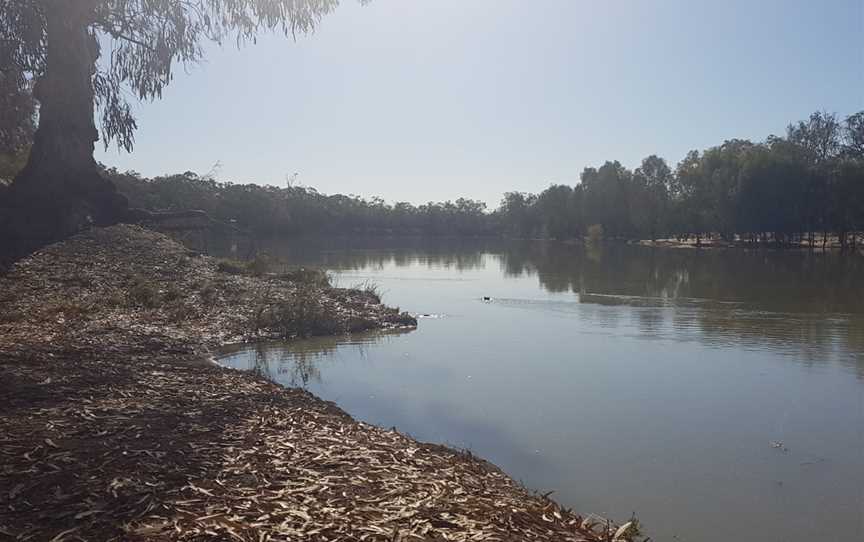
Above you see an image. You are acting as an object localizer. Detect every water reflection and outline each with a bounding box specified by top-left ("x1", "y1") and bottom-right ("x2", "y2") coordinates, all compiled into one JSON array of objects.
[
  {"x1": 496, "y1": 242, "x2": 864, "y2": 314},
  {"x1": 241, "y1": 237, "x2": 864, "y2": 314},
  {"x1": 220, "y1": 330, "x2": 413, "y2": 387},
  {"x1": 214, "y1": 237, "x2": 864, "y2": 375}
]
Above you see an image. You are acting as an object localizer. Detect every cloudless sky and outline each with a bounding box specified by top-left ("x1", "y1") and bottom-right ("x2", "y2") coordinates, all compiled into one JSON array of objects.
[{"x1": 96, "y1": 0, "x2": 863, "y2": 207}]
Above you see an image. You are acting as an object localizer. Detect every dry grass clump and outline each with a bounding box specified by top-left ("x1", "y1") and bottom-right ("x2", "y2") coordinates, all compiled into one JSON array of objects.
[
  {"x1": 255, "y1": 288, "x2": 341, "y2": 339},
  {"x1": 278, "y1": 267, "x2": 331, "y2": 288},
  {"x1": 216, "y1": 258, "x2": 247, "y2": 275},
  {"x1": 127, "y1": 274, "x2": 161, "y2": 308},
  {"x1": 217, "y1": 253, "x2": 276, "y2": 277},
  {"x1": 219, "y1": 255, "x2": 331, "y2": 288},
  {"x1": 353, "y1": 278, "x2": 384, "y2": 303},
  {"x1": 198, "y1": 280, "x2": 220, "y2": 306},
  {"x1": 216, "y1": 253, "x2": 272, "y2": 276}
]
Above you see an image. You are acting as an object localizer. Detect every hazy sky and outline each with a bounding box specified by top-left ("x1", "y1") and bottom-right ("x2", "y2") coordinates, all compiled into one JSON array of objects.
[{"x1": 96, "y1": 0, "x2": 863, "y2": 207}]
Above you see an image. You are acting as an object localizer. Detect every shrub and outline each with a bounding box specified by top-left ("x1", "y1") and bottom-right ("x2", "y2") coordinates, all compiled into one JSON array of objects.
[
  {"x1": 217, "y1": 253, "x2": 274, "y2": 277},
  {"x1": 257, "y1": 288, "x2": 339, "y2": 338},
  {"x1": 279, "y1": 267, "x2": 331, "y2": 288},
  {"x1": 128, "y1": 276, "x2": 160, "y2": 308},
  {"x1": 199, "y1": 281, "x2": 220, "y2": 305},
  {"x1": 216, "y1": 259, "x2": 247, "y2": 275},
  {"x1": 161, "y1": 283, "x2": 183, "y2": 303},
  {"x1": 587, "y1": 223, "x2": 604, "y2": 244},
  {"x1": 247, "y1": 252, "x2": 272, "y2": 277},
  {"x1": 352, "y1": 279, "x2": 383, "y2": 304}
]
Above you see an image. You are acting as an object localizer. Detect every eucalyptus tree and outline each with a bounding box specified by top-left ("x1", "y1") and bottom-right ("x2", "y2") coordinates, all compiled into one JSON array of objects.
[
  {"x1": 843, "y1": 111, "x2": 864, "y2": 158},
  {"x1": 498, "y1": 191, "x2": 539, "y2": 238},
  {"x1": 580, "y1": 161, "x2": 633, "y2": 239},
  {"x1": 633, "y1": 155, "x2": 672, "y2": 240},
  {"x1": 0, "y1": 0, "x2": 352, "y2": 248},
  {"x1": 672, "y1": 150, "x2": 707, "y2": 241},
  {"x1": 535, "y1": 184, "x2": 577, "y2": 239},
  {"x1": 787, "y1": 111, "x2": 843, "y2": 165}
]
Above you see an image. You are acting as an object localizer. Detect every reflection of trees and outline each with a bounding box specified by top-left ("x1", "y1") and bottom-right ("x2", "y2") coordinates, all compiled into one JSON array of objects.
[
  {"x1": 498, "y1": 243, "x2": 864, "y2": 314},
  {"x1": 215, "y1": 236, "x2": 492, "y2": 272},
  {"x1": 222, "y1": 237, "x2": 864, "y2": 375},
  {"x1": 249, "y1": 344, "x2": 328, "y2": 387},
  {"x1": 278, "y1": 348, "x2": 325, "y2": 387},
  {"x1": 240, "y1": 330, "x2": 411, "y2": 388},
  {"x1": 496, "y1": 243, "x2": 864, "y2": 366}
]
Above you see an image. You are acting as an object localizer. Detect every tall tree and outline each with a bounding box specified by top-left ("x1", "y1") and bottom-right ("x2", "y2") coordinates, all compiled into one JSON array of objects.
[
  {"x1": 633, "y1": 155, "x2": 672, "y2": 240},
  {"x1": 787, "y1": 111, "x2": 843, "y2": 165},
  {"x1": 580, "y1": 162, "x2": 633, "y2": 238},
  {"x1": 843, "y1": 111, "x2": 864, "y2": 158},
  {"x1": 1, "y1": 0, "x2": 350, "y2": 250}
]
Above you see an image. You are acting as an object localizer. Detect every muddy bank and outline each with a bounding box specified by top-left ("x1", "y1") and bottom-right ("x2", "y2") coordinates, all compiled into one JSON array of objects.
[{"x1": 0, "y1": 226, "x2": 628, "y2": 541}]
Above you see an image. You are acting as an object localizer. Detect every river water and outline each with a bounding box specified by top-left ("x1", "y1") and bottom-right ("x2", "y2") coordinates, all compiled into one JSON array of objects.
[{"x1": 218, "y1": 238, "x2": 864, "y2": 542}]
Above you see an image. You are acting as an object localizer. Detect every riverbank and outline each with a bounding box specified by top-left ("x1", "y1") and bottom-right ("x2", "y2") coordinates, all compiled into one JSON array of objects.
[
  {"x1": 636, "y1": 236, "x2": 862, "y2": 251},
  {"x1": 0, "y1": 225, "x2": 622, "y2": 541}
]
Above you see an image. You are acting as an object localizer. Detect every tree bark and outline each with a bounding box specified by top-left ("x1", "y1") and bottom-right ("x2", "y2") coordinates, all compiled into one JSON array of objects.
[{"x1": 3, "y1": 0, "x2": 128, "y2": 254}]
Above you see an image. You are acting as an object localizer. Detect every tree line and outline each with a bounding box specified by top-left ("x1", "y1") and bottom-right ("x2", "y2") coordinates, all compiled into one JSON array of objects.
[
  {"x1": 5, "y1": 108, "x2": 864, "y2": 247},
  {"x1": 101, "y1": 110, "x2": 864, "y2": 248},
  {"x1": 107, "y1": 169, "x2": 494, "y2": 237},
  {"x1": 498, "y1": 110, "x2": 864, "y2": 248}
]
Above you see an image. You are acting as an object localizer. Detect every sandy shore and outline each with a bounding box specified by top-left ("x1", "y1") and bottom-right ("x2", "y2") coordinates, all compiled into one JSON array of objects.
[{"x1": 0, "y1": 226, "x2": 624, "y2": 541}]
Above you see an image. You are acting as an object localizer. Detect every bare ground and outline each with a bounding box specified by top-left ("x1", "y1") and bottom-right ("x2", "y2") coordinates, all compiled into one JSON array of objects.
[{"x1": 0, "y1": 225, "x2": 620, "y2": 541}]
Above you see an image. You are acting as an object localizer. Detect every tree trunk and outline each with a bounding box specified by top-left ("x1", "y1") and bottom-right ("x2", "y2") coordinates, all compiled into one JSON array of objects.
[{"x1": 3, "y1": 0, "x2": 128, "y2": 255}]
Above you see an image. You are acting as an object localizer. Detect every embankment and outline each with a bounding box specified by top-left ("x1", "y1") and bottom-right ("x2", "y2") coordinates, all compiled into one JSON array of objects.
[{"x1": 0, "y1": 225, "x2": 626, "y2": 541}]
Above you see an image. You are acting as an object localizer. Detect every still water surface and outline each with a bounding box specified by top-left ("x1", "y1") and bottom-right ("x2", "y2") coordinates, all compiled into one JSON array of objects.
[{"x1": 218, "y1": 239, "x2": 864, "y2": 542}]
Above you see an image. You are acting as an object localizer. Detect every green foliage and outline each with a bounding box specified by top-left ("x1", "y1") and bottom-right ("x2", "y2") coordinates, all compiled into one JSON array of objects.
[
  {"x1": 107, "y1": 168, "x2": 494, "y2": 237},
  {"x1": 587, "y1": 224, "x2": 604, "y2": 244},
  {"x1": 493, "y1": 110, "x2": 864, "y2": 248},
  {"x1": 2, "y1": 1, "x2": 357, "y2": 151},
  {"x1": 0, "y1": 72, "x2": 35, "y2": 183},
  {"x1": 0, "y1": 63, "x2": 36, "y2": 158},
  {"x1": 0, "y1": 145, "x2": 28, "y2": 183}
]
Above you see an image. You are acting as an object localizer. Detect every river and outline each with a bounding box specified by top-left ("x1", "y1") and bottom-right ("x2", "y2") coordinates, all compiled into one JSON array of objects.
[{"x1": 218, "y1": 238, "x2": 864, "y2": 542}]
